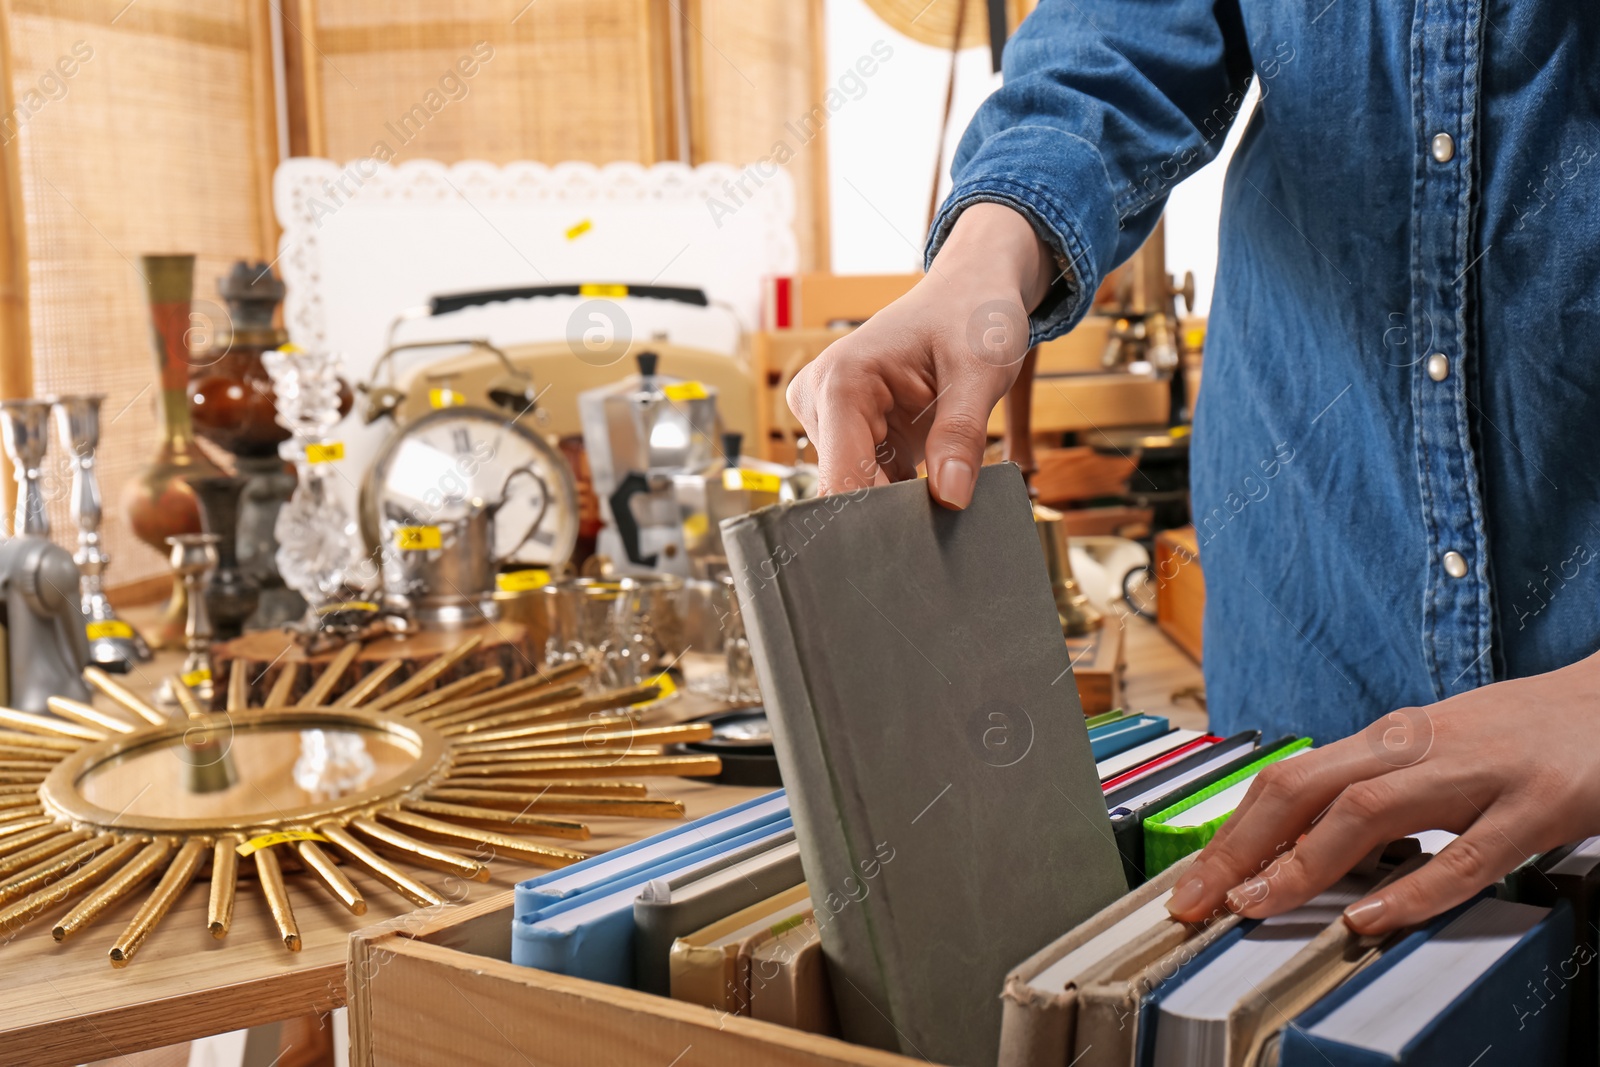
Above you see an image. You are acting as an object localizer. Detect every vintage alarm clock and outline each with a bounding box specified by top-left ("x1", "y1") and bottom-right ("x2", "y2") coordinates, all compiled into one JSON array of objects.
[{"x1": 359, "y1": 406, "x2": 579, "y2": 625}]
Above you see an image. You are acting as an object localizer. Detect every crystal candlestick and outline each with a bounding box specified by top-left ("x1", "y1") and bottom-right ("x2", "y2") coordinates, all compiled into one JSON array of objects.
[
  {"x1": 156, "y1": 533, "x2": 220, "y2": 708},
  {"x1": 262, "y1": 347, "x2": 357, "y2": 621},
  {"x1": 0, "y1": 399, "x2": 53, "y2": 536},
  {"x1": 52, "y1": 395, "x2": 151, "y2": 671}
]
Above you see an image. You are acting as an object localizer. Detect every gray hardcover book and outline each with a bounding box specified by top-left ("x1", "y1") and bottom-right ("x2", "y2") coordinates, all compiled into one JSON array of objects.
[{"x1": 721, "y1": 463, "x2": 1126, "y2": 1067}]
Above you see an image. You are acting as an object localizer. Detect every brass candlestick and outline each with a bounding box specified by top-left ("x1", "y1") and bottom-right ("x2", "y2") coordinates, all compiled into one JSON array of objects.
[{"x1": 156, "y1": 534, "x2": 220, "y2": 707}]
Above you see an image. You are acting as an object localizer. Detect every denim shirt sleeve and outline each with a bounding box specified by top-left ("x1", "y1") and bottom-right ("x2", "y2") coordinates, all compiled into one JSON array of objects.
[{"x1": 925, "y1": 0, "x2": 1253, "y2": 344}]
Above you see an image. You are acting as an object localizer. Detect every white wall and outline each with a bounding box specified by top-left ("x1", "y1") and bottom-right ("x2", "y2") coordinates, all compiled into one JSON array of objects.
[{"x1": 824, "y1": 0, "x2": 1257, "y2": 317}]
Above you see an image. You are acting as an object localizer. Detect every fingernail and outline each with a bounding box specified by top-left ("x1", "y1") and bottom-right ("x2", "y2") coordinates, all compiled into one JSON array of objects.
[
  {"x1": 1343, "y1": 897, "x2": 1386, "y2": 932},
  {"x1": 935, "y1": 459, "x2": 975, "y2": 509},
  {"x1": 1225, "y1": 875, "x2": 1267, "y2": 914},
  {"x1": 1166, "y1": 875, "x2": 1205, "y2": 917}
]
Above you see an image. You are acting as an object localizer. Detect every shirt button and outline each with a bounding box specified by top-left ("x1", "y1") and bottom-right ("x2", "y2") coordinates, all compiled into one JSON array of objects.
[
  {"x1": 1431, "y1": 132, "x2": 1455, "y2": 162},
  {"x1": 1426, "y1": 353, "x2": 1450, "y2": 381},
  {"x1": 1443, "y1": 550, "x2": 1468, "y2": 578}
]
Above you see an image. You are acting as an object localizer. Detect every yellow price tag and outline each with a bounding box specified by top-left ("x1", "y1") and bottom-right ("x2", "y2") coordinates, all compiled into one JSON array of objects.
[
  {"x1": 306, "y1": 442, "x2": 344, "y2": 464},
  {"x1": 722, "y1": 467, "x2": 783, "y2": 494},
  {"x1": 180, "y1": 667, "x2": 211, "y2": 688},
  {"x1": 496, "y1": 569, "x2": 551, "y2": 593},
  {"x1": 86, "y1": 620, "x2": 134, "y2": 641},
  {"x1": 579, "y1": 283, "x2": 628, "y2": 298},
  {"x1": 395, "y1": 525, "x2": 442, "y2": 551},
  {"x1": 632, "y1": 672, "x2": 678, "y2": 706},
  {"x1": 428, "y1": 387, "x2": 465, "y2": 409},
  {"x1": 316, "y1": 601, "x2": 379, "y2": 615},
  {"x1": 566, "y1": 219, "x2": 593, "y2": 240},
  {"x1": 662, "y1": 381, "x2": 709, "y2": 401},
  {"x1": 236, "y1": 830, "x2": 328, "y2": 857}
]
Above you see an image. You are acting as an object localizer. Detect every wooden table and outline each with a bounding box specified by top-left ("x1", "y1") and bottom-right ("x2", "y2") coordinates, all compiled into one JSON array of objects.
[
  {"x1": 0, "y1": 610, "x2": 1201, "y2": 1067},
  {"x1": 0, "y1": 777, "x2": 764, "y2": 1067}
]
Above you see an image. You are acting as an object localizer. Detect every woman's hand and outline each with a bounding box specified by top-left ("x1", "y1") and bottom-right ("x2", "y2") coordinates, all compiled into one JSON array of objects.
[
  {"x1": 786, "y1": 203, "x2": 1056, "y2": 506},
  {"x1": 1166, "y1": 651, "x2": 1600, "y2": 933}
]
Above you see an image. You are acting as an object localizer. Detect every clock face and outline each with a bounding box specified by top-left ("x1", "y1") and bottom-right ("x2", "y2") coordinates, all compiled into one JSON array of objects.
[{"x1": 361, "y1": 408, "x2": 578, "y2": 569}]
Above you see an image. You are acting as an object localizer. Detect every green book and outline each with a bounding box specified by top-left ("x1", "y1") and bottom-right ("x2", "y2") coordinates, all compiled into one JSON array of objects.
[
  {"x1": 1143, "y1": 738, "x2": 1313, "y2": 876},
  {"x1": 1084, "y1": 708, "x2": 1130, "y2": 729}
]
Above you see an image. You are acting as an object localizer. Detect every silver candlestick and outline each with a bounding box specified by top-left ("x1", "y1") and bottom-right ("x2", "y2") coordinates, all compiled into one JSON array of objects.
[
  {"x1": 51, "y1": 395, "x2": 151, "y2": 671},
  {"x1": 0, "y1": 399, "x2": 53, "y2": 536},
  {"x1": 156, "y1": 533, "x2": 220, "y2": 707}
]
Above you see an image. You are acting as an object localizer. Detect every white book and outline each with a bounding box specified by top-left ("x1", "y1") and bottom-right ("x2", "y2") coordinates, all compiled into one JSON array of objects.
[{"x1": 1096, "y1": 729, "x2": 1205, "y2": 781}]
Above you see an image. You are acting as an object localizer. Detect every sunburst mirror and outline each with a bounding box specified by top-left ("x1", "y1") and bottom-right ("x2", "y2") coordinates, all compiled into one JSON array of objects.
[{"x1": 0, "y1": 635, "x2": 716, "y2": 967}]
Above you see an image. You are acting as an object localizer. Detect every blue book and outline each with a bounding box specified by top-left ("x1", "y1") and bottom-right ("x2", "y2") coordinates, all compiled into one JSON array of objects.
[
  {"x1": 1278, "y1": 898, "x2": 1573, "y2": 1066},
  {"x1": 1088, "y1": 715, "x2": 1170, "y2": 760},
  {"x1": 513, "y1": 789, "x2": 788, "y2": 915},
  {"x1": 510, "y1": 819, "x2": 795, "y2": 983}
]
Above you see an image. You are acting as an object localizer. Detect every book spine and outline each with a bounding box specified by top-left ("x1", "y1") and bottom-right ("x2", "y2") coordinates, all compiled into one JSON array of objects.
[
  {"x1": 723, "y1": 510, "x2": 904, "y2": 1054},
  {"x1": 997, "y1": 979, "x2": 1076, "y2": 1067}
]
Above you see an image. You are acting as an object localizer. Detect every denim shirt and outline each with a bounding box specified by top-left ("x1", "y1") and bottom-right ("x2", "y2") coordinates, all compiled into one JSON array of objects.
[{"x1": 927, "y1": 1, "x2": 1600, "y2": 743}]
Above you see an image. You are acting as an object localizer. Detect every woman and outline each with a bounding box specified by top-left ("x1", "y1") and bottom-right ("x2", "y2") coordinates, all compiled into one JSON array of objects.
[{"x1": 788, "y1": 1, "x2": 1600, "y2": 933}]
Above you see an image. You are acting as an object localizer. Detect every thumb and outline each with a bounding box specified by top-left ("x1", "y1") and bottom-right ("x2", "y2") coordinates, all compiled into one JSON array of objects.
[{"x1": 924, "y1": 387, "x2": 997, "y2": 509}]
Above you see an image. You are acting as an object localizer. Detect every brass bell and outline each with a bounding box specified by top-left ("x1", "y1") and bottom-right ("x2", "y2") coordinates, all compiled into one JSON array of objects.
[{"x1": 1033, "y1": 503, "x2": 1102, "y2": 637}]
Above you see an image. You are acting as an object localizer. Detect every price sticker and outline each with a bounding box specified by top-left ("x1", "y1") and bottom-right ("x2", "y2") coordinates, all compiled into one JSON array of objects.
[
  {"x1": 579, "y1": 282, "x2": 627, "y2": 297},
  {"x1": 632, "y1": 672, "x2": 678, "y2": 706},
  {"x1": 316, "y1": 601, "x2": 379, "y2": 615},
  {"x1": 86, "y1": 620, "x2": 134, "y2": 641},
  {"x1": 395, "y1": 525, "x2": 442, "y2": 551},
  {"x1": 428, "y1": 387, "x2": 465, "y2": 409},
  {"x1": 662, "y1": 381, "x2": 708, "y2": 401},
  {"x1": 306, "y1": 442, "x2": 344, "y2": 464},
  {"x1": 496, "y1": 569, "x2": 551, "y2": 593},
  {"x1": 180, "y1": 667, "x2": 211, "y2": 688},
  {"x1": 722, "y1": 467, "x2": 783, "y2": 494},
  {"x1": 236, "y1": 830, "x2": 329, "y2": 857}
]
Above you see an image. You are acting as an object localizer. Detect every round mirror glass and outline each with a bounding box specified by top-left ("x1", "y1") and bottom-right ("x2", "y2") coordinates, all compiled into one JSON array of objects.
[{"x1": 76, "y1": 722, "x2": 423, "y2": 824}]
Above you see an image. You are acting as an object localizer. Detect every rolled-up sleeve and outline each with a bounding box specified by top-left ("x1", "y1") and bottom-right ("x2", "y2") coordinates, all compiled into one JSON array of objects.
[{"x1": 926, "y1": 0, "x2": 1253, "y2": 343}]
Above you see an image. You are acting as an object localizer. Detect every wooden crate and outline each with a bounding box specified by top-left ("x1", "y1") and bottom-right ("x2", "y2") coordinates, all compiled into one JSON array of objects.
[
  {"x1": 1154, "y1": 526, "x2": 1204, "y2": 663},
  {"x1": 985, "y1": 373, "x2": 1169, "y2": 437},
  {"x1": 347, "y1": 892, "x2": 924, "y2": 1067}
]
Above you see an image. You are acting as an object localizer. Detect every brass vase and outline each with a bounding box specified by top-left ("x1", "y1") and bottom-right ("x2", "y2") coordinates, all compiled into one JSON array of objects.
[{"x1": 126, "y1": 254, "x2": 224, "y2": 649}]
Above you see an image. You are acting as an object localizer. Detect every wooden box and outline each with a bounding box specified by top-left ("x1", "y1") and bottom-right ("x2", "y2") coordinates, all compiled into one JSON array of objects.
[
  {"x1": 1065, "y1": 619, "x2": 1126, "y2": 716},
  {"x1": 1154, "y1": 526, "x2": 1204, "y2": 663},
  {"x1": 347, "y1": 893, "x2": 923, "y2": 1067}
]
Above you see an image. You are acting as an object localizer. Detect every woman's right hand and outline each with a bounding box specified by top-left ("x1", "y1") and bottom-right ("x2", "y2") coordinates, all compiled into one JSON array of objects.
[{"x1": 785, "y1": 202, "x2": 1058, "y2": 508}]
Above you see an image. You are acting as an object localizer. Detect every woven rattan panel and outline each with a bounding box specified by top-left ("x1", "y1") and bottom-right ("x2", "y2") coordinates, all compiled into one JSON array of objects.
[
  {"x1": 9, "y1": 0, "x2": 272, "y2": 590},
  {"x1": 686, "y1": 0, "x2": 821, "y2": 270},
  {"x1": 310, "y1": 0, "x2": 672, "y2": 167}
]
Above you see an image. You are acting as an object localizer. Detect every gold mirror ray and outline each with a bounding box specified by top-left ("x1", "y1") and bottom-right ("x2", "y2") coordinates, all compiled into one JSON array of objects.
[{"x1": 0, "y1": 637, "x2": 718, "y2": 967}]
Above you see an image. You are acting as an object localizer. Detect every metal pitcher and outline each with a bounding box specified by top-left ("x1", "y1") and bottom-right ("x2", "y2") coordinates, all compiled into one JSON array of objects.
[{"x1": 382, "y1": 465, "x2": 550, "y2": 629}]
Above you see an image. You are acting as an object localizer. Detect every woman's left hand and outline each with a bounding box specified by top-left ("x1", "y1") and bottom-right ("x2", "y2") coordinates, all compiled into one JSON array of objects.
[{"x1": 1165, "y1": 650, "x2": 1600, "y2": 933}]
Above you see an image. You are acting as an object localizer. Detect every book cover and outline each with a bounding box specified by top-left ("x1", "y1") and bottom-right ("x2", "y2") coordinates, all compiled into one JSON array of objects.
[{"x1": 722, "y1": 463, "x2": 1127, "y2": 1066}]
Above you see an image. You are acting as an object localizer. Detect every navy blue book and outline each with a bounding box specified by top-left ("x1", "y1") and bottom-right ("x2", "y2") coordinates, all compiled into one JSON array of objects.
[{"x1": 1277, "y1": 898, "x2": 1573, "y2": 1066}]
